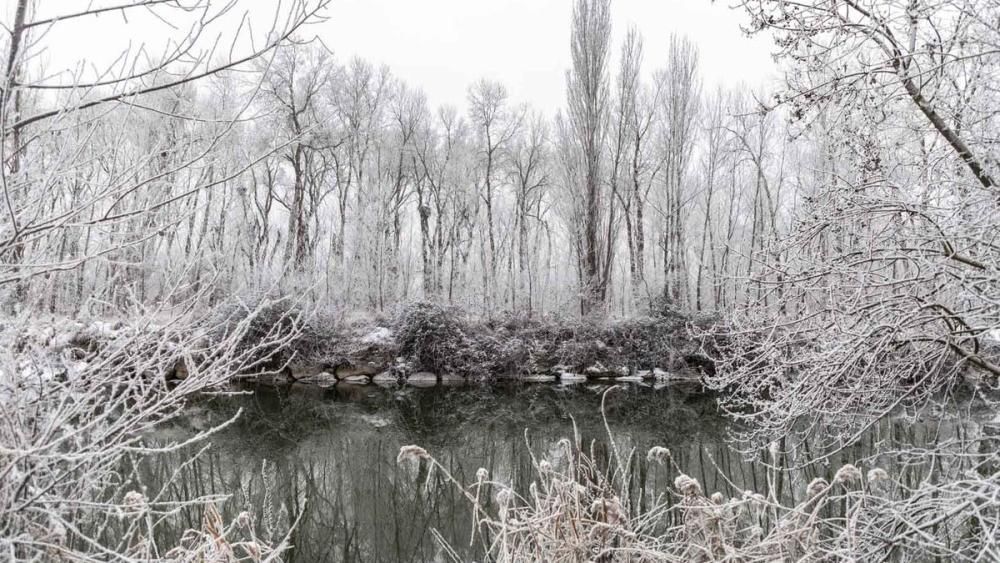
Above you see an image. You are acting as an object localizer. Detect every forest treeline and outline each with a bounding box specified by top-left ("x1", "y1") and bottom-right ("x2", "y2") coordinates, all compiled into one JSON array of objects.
[
  {"x1": 2, "y1": 0, "x2": 997, "y2": 442},
  {"x1": 1, "y1": 3, "x2": 801, "y2": 319},
  {"x1": 3, "y1": 0, "x2": 1000, "y2": 559}
]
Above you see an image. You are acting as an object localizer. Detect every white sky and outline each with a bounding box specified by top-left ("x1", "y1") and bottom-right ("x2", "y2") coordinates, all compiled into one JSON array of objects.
[
  {"x1": 10, "y1": 1, "x2": 779, "y2": 117},
  {"x1": 319, "y1": 0, "x2": 779, "y2": 115}
]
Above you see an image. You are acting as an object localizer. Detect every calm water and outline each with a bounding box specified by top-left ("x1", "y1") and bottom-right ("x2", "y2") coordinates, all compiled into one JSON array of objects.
[{"x1": 126, "y1": 382, "x2": 992, "y2": 562}]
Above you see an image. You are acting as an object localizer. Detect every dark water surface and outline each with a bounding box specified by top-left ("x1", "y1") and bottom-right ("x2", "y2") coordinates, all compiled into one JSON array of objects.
[{"x1": 131, "y1": 382, "x2": 989, "y2": 562}]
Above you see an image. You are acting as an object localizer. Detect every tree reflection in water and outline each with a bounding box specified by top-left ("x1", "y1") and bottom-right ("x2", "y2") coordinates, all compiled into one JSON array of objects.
[{"x1": 127, "y1": 383, "x2": 991, "y2": 562}]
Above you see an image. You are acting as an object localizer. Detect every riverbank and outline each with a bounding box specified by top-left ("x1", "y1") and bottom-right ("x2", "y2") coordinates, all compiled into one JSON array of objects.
[
  {"x1": 217, "y1": 302, "x2": 719, "y2": 389},
  {"x1": 1, "y1": 302, "x2": 718, "y2": 395}
]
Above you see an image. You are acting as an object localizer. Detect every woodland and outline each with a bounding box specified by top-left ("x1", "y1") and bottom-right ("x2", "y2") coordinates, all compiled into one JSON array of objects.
[{"x1": 1, "y1": 0, "x2": 999, "y2": 560}]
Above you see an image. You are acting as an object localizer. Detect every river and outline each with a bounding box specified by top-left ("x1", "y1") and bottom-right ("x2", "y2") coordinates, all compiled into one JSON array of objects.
[{"x1": 124, "y1": 381, "x2": 991, "y2": 562}]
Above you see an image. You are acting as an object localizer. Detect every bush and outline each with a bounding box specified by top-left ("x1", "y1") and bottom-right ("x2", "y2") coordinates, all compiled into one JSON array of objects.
[
  {"x1": 393, "y1": 302, "x2": 470, "y2": 374},
  {"x1": 207, "y1": 296, "x2": 311, "y2": 375},
  {"x1": 276, "y1": 301, "x2": 712, "y2": 380}
]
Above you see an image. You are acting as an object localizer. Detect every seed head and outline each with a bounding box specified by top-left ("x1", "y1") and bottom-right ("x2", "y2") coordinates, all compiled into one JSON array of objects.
[
  {"x1": 834, "y1": 464, "x2": 862, "y2": 484},
  {"x1": 867, "y1": 467, "x2": 889, "y2": 483},
  {"x1": 674, "y1": 473, "x2": 702, "y2": 496},
  {"x1": 806, "y1": 477, "x2": 829, "y2": 499},
  {"x1": 646, "y1": 446, "x2": 671, "y2": 465},
  {"x1": 396, "y1": 445, "x2": 430, "y2": 465},
  {"x1": 122, "y1": 490, "x2": 147, "y2": 515},
  {"x1": 590, "y1": 495, "x2": 625, "y2": 526}
]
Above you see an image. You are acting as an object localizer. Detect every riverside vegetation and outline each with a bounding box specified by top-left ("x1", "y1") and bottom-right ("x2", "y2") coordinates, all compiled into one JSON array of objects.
[
  {"x1": 4, "y1": 0, "x2": 1000, "y2": 560},
  {"x1": 231, "y1": 300, "x2": 717, "y2": 387}
]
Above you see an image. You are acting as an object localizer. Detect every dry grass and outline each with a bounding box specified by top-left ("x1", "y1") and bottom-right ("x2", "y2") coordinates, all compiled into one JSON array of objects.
[{"x1": 398, "y1": 386, "x2": 1000, "y2": 562}]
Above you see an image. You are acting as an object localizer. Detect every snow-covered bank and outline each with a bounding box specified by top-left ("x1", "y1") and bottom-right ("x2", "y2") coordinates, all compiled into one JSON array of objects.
[
  {"x1": 1, "y1": 302, "x2": 717, "y2": 400},
  {"x1": 239, "y1": 302, "x2": 718, "y2": 390}
]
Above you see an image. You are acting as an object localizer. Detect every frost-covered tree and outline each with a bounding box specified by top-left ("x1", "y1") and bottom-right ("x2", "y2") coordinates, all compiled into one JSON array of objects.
[
  {"x1": 566, "y1": 0, "x2": 613, "y2": 315},
  {"x1": 710, "y1": 0, "x2": 1000, "y2": 447},
  {"x1": 0, "y1": 1, "x2": 327, "y2": 559}
]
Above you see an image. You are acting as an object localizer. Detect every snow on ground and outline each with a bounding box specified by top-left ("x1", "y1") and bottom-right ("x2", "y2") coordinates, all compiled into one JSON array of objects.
[
  {"x1": 0, "y1": 317, "x2": 132, "y2": 406},
  {"x1": 361, "y1": 326, "x2": 394, "y2": 346}
]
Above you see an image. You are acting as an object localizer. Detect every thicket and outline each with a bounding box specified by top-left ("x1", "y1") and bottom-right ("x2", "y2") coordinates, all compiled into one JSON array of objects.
[{"x1": 399, "y1": 303, "x2": 716, "y2": 378}]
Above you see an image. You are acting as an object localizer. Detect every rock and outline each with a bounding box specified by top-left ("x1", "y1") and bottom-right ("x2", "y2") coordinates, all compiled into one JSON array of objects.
[
  {"x1": 342, "y1": 375, "x2": 371, "y2": 384},
  {"x1": 407, "y1": 371, "x2": 437, "y2": 387},
  {"x1": 294, "y1": 370, "x2": 338, "y2": 387},
  {"x1": 335, "y1": 362, "x2": 379, "y2": 379},
  {"x1": 287, "y1": 363, "x2": 326, "y2": 381},
  {"x1": 520, "y1": 374, "x2": 557, "y2": 383},
  {"x1": 558, "y1": 372, "x2": 587, "y2": 384},
  {"x1": 615, "y1": 375, "x2": 645, "y2": 383},
  {"x1": 440, "y1": 373, "x2": 465, "y2": 384},
  {"x1": 585, "y1": 363, "x2": 629, "y2": 378},
  {"x1": 256, "y1": 371, "x2": 294, "y2": 386},
  {"x1": 372, "y1": 371, "x2": 399, "y2": 385},
  {"x1": 652, "y1": 368, "x2": 670, "y2": 380}
]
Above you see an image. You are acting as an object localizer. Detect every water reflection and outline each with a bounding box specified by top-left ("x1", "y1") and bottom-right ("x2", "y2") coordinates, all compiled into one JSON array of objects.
[{"x1": 129, "y1": 383, "x2": 993, "y2": 562}]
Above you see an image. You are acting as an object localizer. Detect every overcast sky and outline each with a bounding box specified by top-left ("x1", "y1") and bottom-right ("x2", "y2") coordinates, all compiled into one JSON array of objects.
[
  {"x1": 16, "y1": 1, "x2": 778, "y2": 118},
  {"x1": 319, "y1": 0, "x2": 778, "y2": 116}
]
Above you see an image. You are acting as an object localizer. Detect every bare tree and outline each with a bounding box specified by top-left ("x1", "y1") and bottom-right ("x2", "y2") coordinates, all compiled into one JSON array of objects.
[
  {"x1": 708, "y1": 0, "x2": 1000, "y2": 450},
  {"x1": 257, "y1": 43, "x2": 337, "y2": 271},
  {"x1": 611, "y1": 28, "x2": 662, "y2": 310},
  {"x1": 654, "y1": 36, "x2": 700, "y2": 309},
  {"x1": 468, "y1": 79, "x2": 520, "y2": 311},
  {"x1": 566, "y1": 0, "x2": 613, "y2": 315},
  {"x1": 694, "y1": 88, "x2": 729, "y2": 312},
  {"x1": 0, "y1": 1, "x2": 327, "y2": 559},
  {"x1": 508, "y1": 110, "x2": 550, "y2": 314},
  {"x1": 0, "y1": 0, "x2": 328, "y2": 312}
]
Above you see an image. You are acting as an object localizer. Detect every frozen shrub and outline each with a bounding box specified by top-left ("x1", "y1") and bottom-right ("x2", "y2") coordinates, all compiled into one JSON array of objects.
[
  {"x1": 393, "y1": 302, "x2": 469, "y2": 374},
  {"x1": 201, "y1": 297, "x2": 307, "y2": 378},
  {"x1": 553, "y1": 335, "x2": 606, "y2": 369},
  {"x1": 647, "y1": 293, "x2": 689, "y2": 322},
  {"x1": 292, "y1": 301, "x2": 711, "y2": 380}
]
